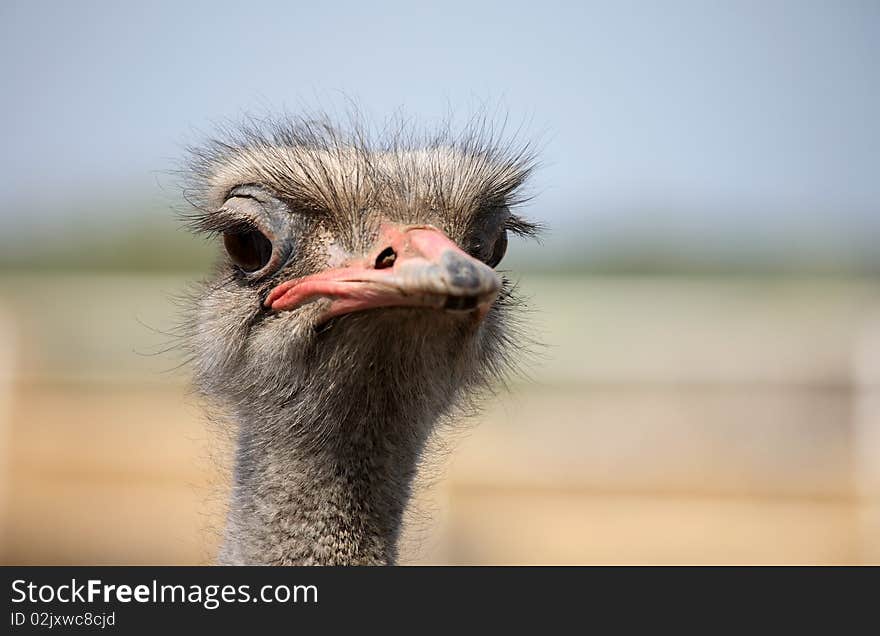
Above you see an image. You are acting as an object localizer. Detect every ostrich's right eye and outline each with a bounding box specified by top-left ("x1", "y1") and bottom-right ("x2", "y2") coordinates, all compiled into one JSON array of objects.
[{"x1": 223, "y1": 227, "x2": 273, "y2": 272}]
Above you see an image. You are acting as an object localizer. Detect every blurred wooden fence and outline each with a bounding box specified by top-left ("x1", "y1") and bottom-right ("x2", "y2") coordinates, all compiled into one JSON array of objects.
[{"x1": 1, "y1": 273, "x2": 879, "y2": 564}]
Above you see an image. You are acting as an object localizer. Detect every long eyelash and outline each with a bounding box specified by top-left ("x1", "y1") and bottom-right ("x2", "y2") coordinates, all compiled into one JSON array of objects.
[
  {"x1": 187, "y1": 210, "x2": 259, "y2": 236},
  {"x1": 505, "y1": 214, "x2": 543, "y2": 239}
]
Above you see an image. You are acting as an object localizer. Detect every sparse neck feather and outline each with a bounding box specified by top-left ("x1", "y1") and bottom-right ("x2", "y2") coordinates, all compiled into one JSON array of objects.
[{"x1": 218, "y1": 393, "x2": 432, "y2": 566}]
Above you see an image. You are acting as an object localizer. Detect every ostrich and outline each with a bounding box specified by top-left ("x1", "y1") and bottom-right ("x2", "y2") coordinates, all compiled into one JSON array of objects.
[{"x1": 182, "y1": 116, "x2": 538, "y2": 565}]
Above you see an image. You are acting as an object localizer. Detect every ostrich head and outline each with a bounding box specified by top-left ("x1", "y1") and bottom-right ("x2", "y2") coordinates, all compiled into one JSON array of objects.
[{"x1": 183, "y1": 116, "x2": 538, "y2": 564}]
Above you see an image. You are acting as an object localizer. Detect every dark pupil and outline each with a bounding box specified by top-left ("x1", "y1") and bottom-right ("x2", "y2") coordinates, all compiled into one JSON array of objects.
[
  {"x1": 223, "y1": 228, "x2": 272, "y2": 272},
  {"x1": 486, "y1": 230, "x2": 508, "y2": 268}
]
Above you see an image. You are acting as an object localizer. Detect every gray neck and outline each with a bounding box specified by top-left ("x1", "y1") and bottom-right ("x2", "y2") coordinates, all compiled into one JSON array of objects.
[{"x1": 218, "y1": 401, "x2": 431, "y2": 565}]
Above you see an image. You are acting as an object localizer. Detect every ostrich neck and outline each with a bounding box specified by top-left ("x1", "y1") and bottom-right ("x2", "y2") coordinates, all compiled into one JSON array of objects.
[{"x1": 218, "y1": 397, "x2": 431, "y2": 566}]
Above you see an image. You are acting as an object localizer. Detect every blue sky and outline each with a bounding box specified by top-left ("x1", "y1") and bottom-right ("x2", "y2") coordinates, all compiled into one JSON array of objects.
[{"x1": 1, "y1": 1, "x2": 878, "y2": 259}]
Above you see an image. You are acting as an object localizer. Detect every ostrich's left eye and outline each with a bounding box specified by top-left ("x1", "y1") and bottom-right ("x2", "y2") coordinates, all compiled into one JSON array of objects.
[
  {"x1": 484, "y1": 229, "x2": 508, "y2": 268},
  {"x1": 223, "y1": 226, "x2": 273, "y2": 272}
]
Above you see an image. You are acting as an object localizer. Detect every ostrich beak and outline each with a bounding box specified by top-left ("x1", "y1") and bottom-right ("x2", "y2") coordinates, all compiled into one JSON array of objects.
[{"x1": 264, "y1": 224, "x2": 501, "y2": 322}]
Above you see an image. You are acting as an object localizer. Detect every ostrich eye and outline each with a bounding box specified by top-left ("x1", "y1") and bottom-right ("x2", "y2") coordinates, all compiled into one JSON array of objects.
[
  {"x1": 484, "y1": 229, "x2": 508, "y2": 268},
  {"x1": 223, "y1": 227, "x2": 273, "y2": 272}
]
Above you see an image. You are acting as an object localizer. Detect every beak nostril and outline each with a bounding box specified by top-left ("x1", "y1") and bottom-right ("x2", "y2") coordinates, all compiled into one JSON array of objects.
[{"x1": 374, "y1": 247, "x2": 397, "y2": 270}]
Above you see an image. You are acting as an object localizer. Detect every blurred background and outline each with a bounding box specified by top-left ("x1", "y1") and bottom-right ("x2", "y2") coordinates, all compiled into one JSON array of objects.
[{"x1": 1, "y1": 0, "x2": 879, "y2": 564}]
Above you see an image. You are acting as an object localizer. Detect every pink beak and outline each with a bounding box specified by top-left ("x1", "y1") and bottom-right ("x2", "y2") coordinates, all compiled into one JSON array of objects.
[{"x1": 264, "y1": 224, "x2": 501, "y2": 323}]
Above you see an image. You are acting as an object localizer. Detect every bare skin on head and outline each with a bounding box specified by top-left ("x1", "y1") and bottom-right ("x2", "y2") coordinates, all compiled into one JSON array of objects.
[{"x1": 183, "y1": 117, "x2": 538, "y2": 565}]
